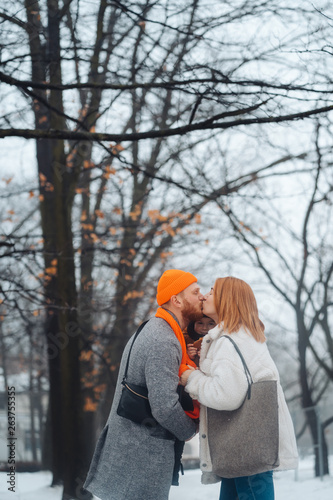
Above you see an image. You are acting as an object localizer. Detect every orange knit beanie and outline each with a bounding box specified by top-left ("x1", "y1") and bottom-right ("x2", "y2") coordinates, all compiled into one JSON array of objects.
[{"x1": 156, "y1": 269, "x2": 197, "y2": 305}]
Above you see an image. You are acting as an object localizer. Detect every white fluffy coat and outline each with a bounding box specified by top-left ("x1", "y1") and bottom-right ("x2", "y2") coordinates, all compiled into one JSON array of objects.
[{"x1": 185, "y1": 325, "x2": 298, "y2": 484}]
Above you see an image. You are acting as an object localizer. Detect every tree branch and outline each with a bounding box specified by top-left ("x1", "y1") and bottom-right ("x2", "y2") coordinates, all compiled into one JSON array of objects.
[
  {"x1": 1, "y1": 69, "x2": 332, "y2": 94},
  {"x1": 2, "y1": 103, "x2": 333, "y2": 141}
]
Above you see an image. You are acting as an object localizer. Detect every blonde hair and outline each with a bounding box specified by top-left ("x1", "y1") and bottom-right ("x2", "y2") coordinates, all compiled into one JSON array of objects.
[{"x1": 214, "y1": 277, "x2": 265, "y2": 342}]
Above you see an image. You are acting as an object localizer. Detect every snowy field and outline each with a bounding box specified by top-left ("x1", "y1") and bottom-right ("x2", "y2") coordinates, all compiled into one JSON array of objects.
[{"x1": 1, "y1": 457, "x2": 332, "y2": 499}]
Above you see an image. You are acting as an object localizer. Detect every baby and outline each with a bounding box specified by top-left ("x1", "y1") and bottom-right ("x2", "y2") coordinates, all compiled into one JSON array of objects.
[{"x1": 184, "y1": 315, "x2": 216, "y2": 365}]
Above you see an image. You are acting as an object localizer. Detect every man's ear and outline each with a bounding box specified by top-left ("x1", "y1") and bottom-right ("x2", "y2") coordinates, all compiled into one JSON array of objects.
[{"x1": 170, "y1": 294, "x2": 182, "y2": 308}]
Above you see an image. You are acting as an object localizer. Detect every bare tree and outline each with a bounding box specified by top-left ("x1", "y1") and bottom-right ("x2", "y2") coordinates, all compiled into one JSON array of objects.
[
  {"x1": 217, "y1": 122, "x2": 333, "y2": 474},
  {"x1": 1, "y1": 1, "x2": 333, "y2": 497}
]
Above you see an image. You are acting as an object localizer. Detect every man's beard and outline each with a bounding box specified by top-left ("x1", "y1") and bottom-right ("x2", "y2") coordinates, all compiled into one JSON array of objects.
[{"x1": 182, "y1": 298, "x2": 203, "y2": 325}]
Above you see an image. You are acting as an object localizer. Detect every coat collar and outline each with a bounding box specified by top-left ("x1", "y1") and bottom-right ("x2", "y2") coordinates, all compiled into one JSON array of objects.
[{"x1": 207, "y1": 323, "x2": 224, "y2": 341}]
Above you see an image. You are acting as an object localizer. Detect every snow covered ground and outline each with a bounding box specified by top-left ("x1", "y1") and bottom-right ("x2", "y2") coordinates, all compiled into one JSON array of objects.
[{"x1": 0, "y1": 457, "x2": 332, "y2": 499}]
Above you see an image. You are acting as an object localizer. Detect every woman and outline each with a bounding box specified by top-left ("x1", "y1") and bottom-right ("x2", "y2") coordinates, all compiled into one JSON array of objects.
[{"x1": 180, "y1": 277, "x2": 298, "y2": 500}]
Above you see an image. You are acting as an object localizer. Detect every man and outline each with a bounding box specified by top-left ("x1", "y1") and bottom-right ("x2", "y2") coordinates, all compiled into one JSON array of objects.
[{"x1": 84, "y1": 269, "x2": 204, "y2": 500}]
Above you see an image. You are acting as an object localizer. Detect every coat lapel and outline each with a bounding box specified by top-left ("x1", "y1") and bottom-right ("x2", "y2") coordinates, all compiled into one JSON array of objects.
[{"x1": 200, "y1": 324, "x2": 224, "y2": 362}]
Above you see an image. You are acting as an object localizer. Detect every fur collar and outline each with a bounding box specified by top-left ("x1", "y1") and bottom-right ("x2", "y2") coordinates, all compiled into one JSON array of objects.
[{"x1": 206, "y1": 323, "x2": 224, "y2": 341}]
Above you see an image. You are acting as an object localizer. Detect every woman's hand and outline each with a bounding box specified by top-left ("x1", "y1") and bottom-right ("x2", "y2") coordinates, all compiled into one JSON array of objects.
[{"x1": 180, "y1": 366, "x2": 196, "y2": 386}]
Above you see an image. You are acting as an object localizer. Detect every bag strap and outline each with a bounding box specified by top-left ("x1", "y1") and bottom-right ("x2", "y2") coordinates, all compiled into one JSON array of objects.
[
  {"x1": 221, "y1": 335, "x2": 253, "y2": 399},
  {"x1": 123, "y1": 320, "x2": 149, "y2": 383}
]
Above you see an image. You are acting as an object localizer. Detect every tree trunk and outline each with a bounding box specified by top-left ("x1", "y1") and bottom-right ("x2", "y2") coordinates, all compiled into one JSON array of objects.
[
  {"x1": 0, "y1": 316, "x2": 9, "y2": 391},
  {"x1": 297, "y1": 314, "x2": 329, "y2": 476},
  {"x1": 79, "y1": 167, "x2": 98, "y2": 474},
  {"x1": 41, "y1": 400, "x2": 53, "y2": 471},
  {"x1": 25, "y1": 1, "x2": 86, "y2": 496},
  {"x1": 28, "y1": 329, "x2": 38, "y2": 462}
]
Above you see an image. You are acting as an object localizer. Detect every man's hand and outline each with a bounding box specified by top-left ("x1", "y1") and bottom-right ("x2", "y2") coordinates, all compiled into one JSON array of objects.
[{"x1": 180, "y1": 366, "x2": 196, "y2": 386}]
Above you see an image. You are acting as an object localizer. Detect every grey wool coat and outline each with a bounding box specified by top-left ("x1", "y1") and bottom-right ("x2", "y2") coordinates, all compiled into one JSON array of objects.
[{"x1": 84, "y1": 316, "x2": 196, "y2": 500}]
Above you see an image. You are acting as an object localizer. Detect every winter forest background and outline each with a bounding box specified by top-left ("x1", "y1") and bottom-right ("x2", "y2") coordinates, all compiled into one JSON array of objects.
[{"x1": 0, "y1": 1, "x2": 333, "y2": 499}]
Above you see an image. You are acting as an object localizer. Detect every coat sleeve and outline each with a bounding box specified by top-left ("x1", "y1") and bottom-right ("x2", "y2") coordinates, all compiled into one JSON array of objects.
[
  {"x1": 144, "y1": 331, "x2": 197, "y2": 441},
  {"x1": 185, "y1": 339, "x2": 249, "y2": 411}
]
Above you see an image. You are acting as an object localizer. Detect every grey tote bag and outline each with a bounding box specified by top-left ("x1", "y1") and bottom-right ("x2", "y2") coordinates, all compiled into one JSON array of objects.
[{"x1": 207, "y1": 336, "x2": 280, "y2": 478}]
